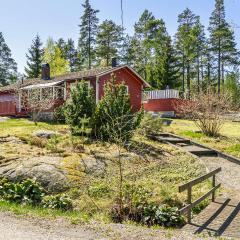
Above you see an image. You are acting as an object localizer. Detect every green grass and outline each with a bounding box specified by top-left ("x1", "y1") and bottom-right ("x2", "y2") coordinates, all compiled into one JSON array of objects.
[
  {"x1": 164, "y1": 118, "x2": 240, "y2": 158},
  {"x1": 0, "y1": 117, "x2": 210, "y2": 224},
  {"x1": 0, "y1": 118, "x2": 67, "y2": 138},
  {"x1": 0, "y1": 200, "x2": 91, "y2": 224}
]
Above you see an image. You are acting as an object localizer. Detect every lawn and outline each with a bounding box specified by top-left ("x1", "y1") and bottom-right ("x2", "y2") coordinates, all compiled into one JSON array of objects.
[
  {"x1": 0, "y1": 117, "x2": 210, "y2": 225},
  {"x1": 164, "y1": 118, "x2": 240, "y2": 158}
]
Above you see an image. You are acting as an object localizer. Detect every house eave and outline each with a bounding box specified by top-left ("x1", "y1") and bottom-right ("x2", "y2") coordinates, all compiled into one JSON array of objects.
[{"x1": 96, "y1": 65, "x2": 151, "y2": 88}]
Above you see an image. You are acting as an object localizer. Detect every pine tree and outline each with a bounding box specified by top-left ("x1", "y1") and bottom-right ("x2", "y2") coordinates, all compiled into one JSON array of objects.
[
  {"x1": 43, "y1": 38, "x2": 69, "y2": 76},
  {"x1": 96, "y1": 20, "x2": 122, "y2": 66},
  {"x1": 78, "y1": 0, "x2": 99, "y2": 69},
  {"x1": 56, "y1": 38, "x2": 66, "y2": 58},
  {"x1": 133, "y1": 10, "x2": 155, "y2": 81},
  {"x1": 120, "y1": 34, "x2": 135, "y2": 66},
  {"x1": 194, "y1": 18, "x2": 206, "y2": 93},
  {"x1": 162, "y1": 37, "x2": 181, "y2": 89},
  {"x1": 65, "y1": 39, "x2": 79, "y2": 72},
  {"x1": 0, "y1": 32, "x2": 17, "y2": 86},
  {"x1": 25, "y1": 35, "x2": 44, "y2": 78},
  {"x1": 208, "y1": 0, "x2": 239, "y2": 94},
  {"x1": 175, "y1": 8, "x2": 201, "y2": 98}
]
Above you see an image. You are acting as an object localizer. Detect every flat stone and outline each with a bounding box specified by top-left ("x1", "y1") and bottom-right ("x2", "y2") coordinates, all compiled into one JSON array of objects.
[{"x1": 33, "y1": 130, "x2": 58, "y2": 139}]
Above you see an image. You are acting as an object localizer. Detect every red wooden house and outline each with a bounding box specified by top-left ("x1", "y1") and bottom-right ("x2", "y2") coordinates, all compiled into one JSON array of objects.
[{"x1": 0, "y1": 62, "x2": 150, "y2": 118}]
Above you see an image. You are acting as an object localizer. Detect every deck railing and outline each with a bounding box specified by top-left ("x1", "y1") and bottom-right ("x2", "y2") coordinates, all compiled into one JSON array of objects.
[
  {"x1": 178, "y1": 167, "x2": 222, "y2": 223},
  {"x1": 143, "y1": 89, "x2": 179, "y2": 101}
]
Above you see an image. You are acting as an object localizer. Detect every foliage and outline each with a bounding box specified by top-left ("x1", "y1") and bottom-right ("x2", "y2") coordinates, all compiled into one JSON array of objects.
[
  {"x1": 43, "y1": 37, "x2": 69, "y2": 76},
  {"x1": 0, "y1": 32, "x2": 17, "y2": 86},
  {"x1": 0, "y1": 178, "x2": 43, "y2": 205},
  {"x1": 78, "y1": 0, "x2": 99, "y2": 69},
  {"x1": 175, "y1": 8, "x2": 206, "y2": 97},
  {"x1": 130, "y1": 10, "x2": 179, "y2": 89},
  {"x1": 176, "y1": 89, "x2": 231, "y2": 137},
  {"x1": 208, "y1": 0, "x2": 239, "y2": 94},
  {"x1": 96, "y1": 20, "x2": 122, "y2": 66},
  {"x1": 42, "y1": 194, "x2": 73, "y2": 211},
  {"x1": 88, "y1": 183, "x2": 111, "y2": 198},
  {"x1": 64, "y1": 81, "x2": 95, "y2": 135},
  {"x1": 54, "y1": 105, "x2": 66, "y2": 123},
  {"x1": 225, "y1": 71, "x2": 240, "y2": 109},
  {"x1": 25, "y1": 34, "x2": 44, "y2": 78},
  {"x1": 111, "y1": 184, "x2": 185, "y2": 227},
  {"x1": 138, "y1": 113, "x2": 163, "y2": 136},
  {"x1": 46, "y1": 135, "x2": 62, "y2": 153},
  {"x1": 93, "y1": 74, "x2": 143, "y2": 141},
  {"x1": 56, "y1": 38, "x2": 80, "y2": 72}
]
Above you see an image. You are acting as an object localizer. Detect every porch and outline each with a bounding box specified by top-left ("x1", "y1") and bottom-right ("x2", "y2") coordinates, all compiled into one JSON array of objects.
[
  {"x1": 19, "y1": 81, "x2": 66, "y2": 114},
  {"x1": 143, "y1": 89, "x2": 183, "y2": 117}
]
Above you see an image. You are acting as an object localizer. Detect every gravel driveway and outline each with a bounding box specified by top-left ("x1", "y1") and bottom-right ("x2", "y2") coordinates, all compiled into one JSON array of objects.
[{"x1": 0, "y1": 211, "x2": 218, "y2": 240}]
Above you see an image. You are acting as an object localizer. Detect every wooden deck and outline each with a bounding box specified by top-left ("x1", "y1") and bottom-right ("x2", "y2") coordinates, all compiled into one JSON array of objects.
[{"x1": 183, "y1": 198, "x2": 240, "y2": 238}]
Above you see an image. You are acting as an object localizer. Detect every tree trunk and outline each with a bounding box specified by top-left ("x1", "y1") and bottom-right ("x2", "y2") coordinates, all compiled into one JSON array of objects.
[
  {"x1": 218, "y1": 38, "x2": 221, "y2": 95},
  {"x1": 197, "y1": 55, "x2": 200, "y2": 94},
  {"x1": 187, "y1": 60, "x2": 190, "y2": 99},
  {"x1": 88, "y1": 14, "x2": 91, "y2": 69},
  {"x1": 221, "y1": 62, "x2": 224, "y2": 88},
  {"x1": 182, "y1": 53, "x2": 185, "y2": 94}
]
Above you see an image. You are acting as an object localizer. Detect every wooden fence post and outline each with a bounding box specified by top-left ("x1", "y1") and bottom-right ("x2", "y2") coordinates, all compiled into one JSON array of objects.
[
  {"x1": 187, "y1": 187, "x2": 192, "y2": 223},
  {"x1": 212, "y1": 175, "x2": 216, "y2": 202}
]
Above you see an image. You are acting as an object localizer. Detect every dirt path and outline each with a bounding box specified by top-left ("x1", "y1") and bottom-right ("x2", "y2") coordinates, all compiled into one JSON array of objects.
[{"x1": 0, "y1": 211, "x2": 217, "y2": 240}]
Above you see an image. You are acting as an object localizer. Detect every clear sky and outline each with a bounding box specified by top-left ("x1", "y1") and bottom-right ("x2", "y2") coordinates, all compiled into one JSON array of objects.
[{"x1": 0, "y1": 0, "x2": 239, "y2": 73}]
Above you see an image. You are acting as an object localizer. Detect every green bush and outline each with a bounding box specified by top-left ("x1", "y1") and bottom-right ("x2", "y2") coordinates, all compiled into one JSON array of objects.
[
  {"x1": 0, "y1": 178, "x2": 43, "y2": 205},
  {"x1": 64, "y1": 82, "x2": 95, "y2": 135},
  {"x1": 93, "y1": 75, "x2": 143, "y2": 142},
  {"x1": 111, "y1": 184, "x2": 185, "y2": 227},
  {"x1": 140, "y1": 204, "x2": 185, "y2": 227},
  {"x1": 138, "y1": 113, "x2": 163, "y2": 136},
  {"x1": 54, "y1": 105, "x2": 66, "y2": 123},
  {"x1": 42, "y1": 194, "x2": 73, "y2": 211},
  {"x1": 88, "y1": 183, "x2": 111, "y2": 198}
]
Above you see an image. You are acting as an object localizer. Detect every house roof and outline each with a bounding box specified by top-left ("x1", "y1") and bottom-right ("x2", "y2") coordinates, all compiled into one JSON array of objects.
[{"x1": 0, "y1": 65, "x2": 150, "y2": 93}]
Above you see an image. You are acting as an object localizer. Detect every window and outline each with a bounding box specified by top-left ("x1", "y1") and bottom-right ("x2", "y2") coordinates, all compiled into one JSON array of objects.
[{"x1": 124, "y1": 85, "x2": 129, "y2": 94}]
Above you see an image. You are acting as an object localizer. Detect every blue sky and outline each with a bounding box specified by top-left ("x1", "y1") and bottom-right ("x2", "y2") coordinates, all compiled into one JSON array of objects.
[{"x1": 0, "y1": 0, "x2": 239, "y2": 73}]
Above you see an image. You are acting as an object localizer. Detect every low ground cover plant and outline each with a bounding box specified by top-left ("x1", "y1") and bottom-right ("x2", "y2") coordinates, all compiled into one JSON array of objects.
[
  {"x1": 0, "y1": 178, "x2": 72, "y2": 211},
  {"x1": 111, "y1": 184, "x2": 185, "y2": 227}
]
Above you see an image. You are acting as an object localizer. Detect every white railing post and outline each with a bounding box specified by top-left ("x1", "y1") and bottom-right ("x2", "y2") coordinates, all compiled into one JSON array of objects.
[{"x1": 143, "y1": 89, "x2": 180, "y2": 101}]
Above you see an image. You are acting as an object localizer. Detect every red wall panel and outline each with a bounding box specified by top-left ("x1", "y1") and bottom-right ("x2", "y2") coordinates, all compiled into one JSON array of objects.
[
  {"x1": 98, "y1": 68, "x2": 142, "y2": 112},
  {"x1": 143, "y1": 98, "x2": 186, "y2": 113},
  {"x1": 0, "y1": 101, "x2": 16, "y2": 116}
]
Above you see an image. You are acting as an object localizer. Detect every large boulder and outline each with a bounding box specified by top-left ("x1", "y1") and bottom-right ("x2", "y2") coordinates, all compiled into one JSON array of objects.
[{"x1": 0, "y1": 155, "x2": 69, "y2": 193}]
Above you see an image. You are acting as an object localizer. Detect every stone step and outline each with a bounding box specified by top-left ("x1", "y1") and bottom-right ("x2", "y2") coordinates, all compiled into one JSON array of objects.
[
  {"x1": 181, "y1": 145, "x2": 217, "y2": 156},
  {"x1": 157, "y1": 137, "x2": 191, "y2": 144}
]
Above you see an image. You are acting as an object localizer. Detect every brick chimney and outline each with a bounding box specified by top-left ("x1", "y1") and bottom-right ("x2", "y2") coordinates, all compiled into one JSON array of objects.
[
  {"x1": 41, "y1": 63, "x2": 50, "y2": 80},
  {"x1": 111, "y1": 57, "x2": 118, "y2": 68}
]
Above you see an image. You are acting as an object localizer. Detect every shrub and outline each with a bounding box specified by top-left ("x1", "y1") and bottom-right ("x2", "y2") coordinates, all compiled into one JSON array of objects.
[
  {"x1": 64, "y1": 81, "x2": 95, "y2": 135},
  {"x1": 88, "y1": 183, "x2": 111, "y2": 198},
  {"x1": 46, "y1": 135, "x2": 62, "y2": 153},
  {"x1": 29, "y1": 136, "x2": 47, "y2": 148},
  {"x1": 140, "y1": 204, "x2": 185, "y2": 227},
  {"x1": 93, "y1": 75, "x2": 143, "y2": 142},
  {"x1": 176, "y1": 89, "x2": 231, "y2": 137},
  {"x1": 42, "y1": 194, "x2": 73, "y2": 211},
  {"x1": 138, "y1": 113, "x2": 163, "y2": 136},
  {"x1": 0, "y1": 178, "x2": 43, "y2": 205},
  {"x1": 111, "y1": 184, "x2": 185, "y2": 227},
  {"x1": 54, "y1": 105, "x2": 66, "y2": 123}
]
